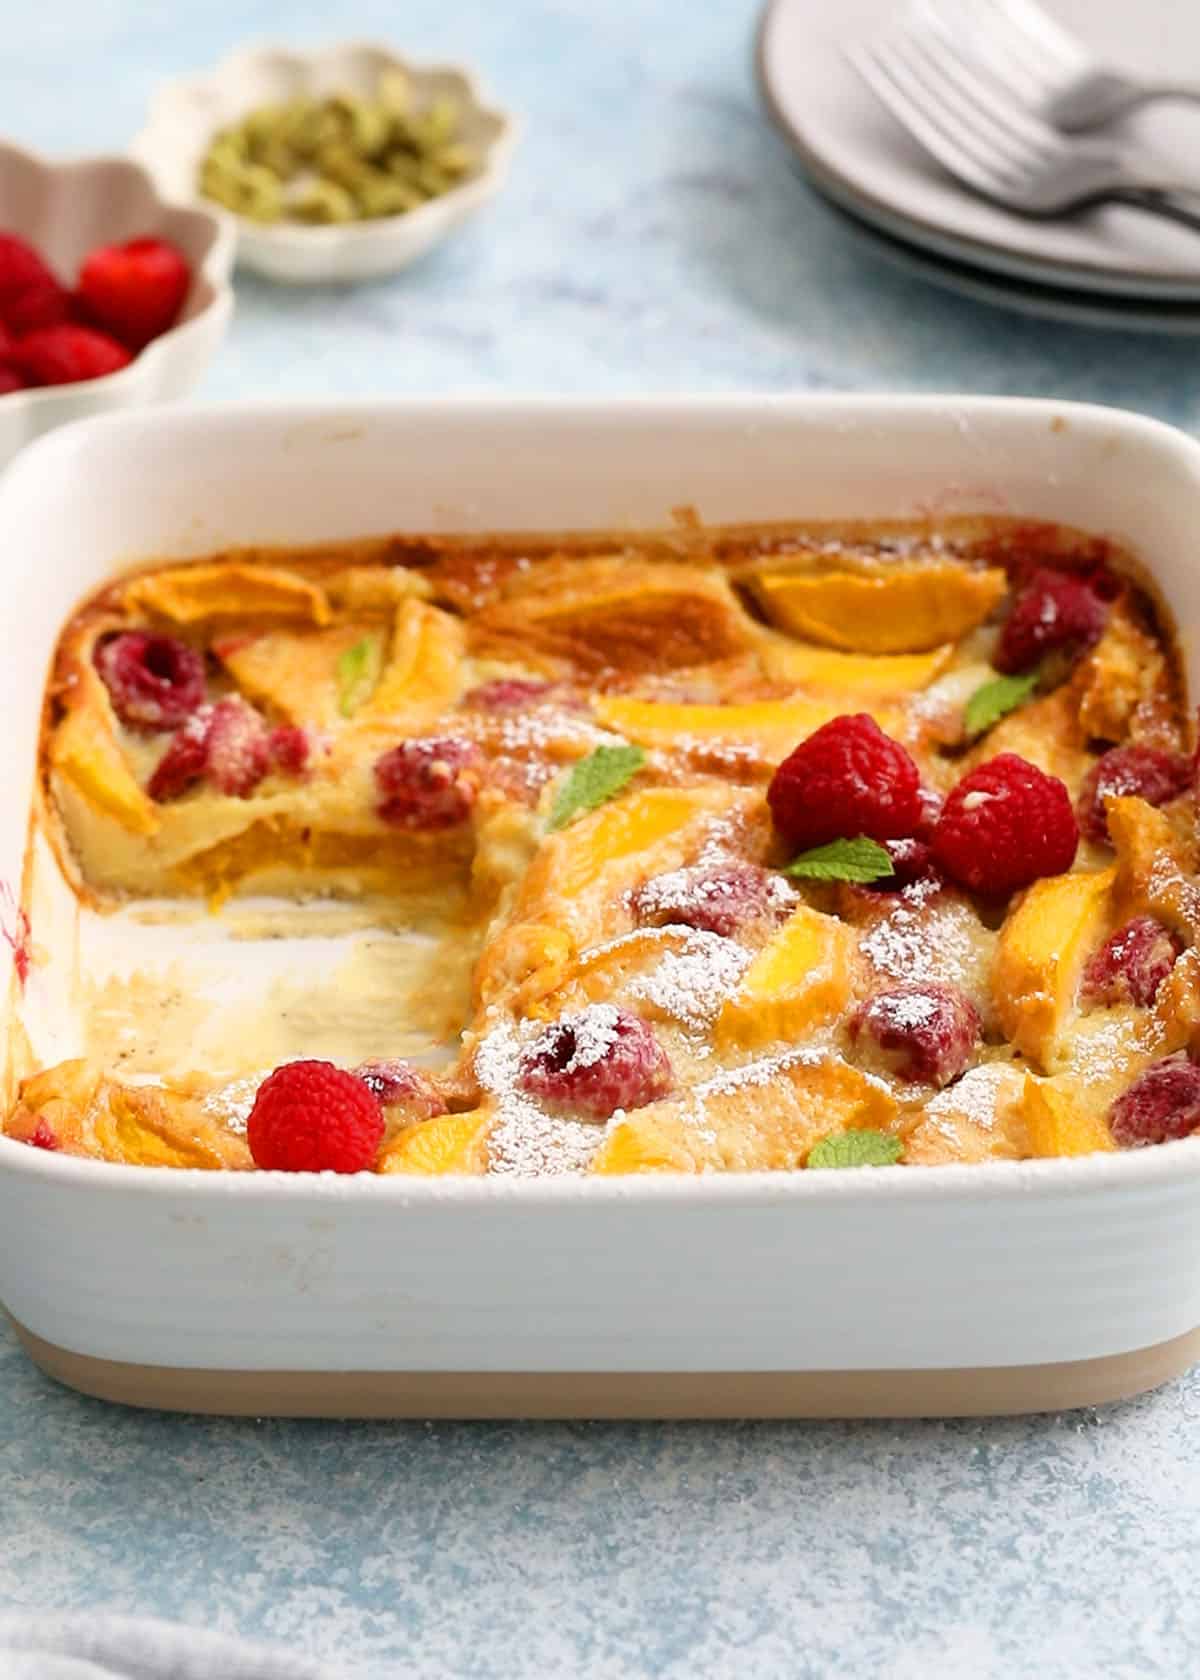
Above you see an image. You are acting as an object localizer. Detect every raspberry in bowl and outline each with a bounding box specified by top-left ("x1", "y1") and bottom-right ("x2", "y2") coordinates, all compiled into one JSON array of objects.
[{"x1": 0, "y1": 142, "x2": 232, "y2": 467}]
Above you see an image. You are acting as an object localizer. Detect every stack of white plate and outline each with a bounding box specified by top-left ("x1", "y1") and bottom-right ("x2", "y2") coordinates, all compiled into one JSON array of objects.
[{"x1": 757, "y1": 0, "x2": 1200, "y2": 331}]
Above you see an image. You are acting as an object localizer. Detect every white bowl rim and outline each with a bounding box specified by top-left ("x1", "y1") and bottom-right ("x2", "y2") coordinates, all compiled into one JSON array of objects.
[
  {"x1": 0, "y1": 140, "x2": 235, "y2": 412},
  {"x1": 3, "y1": 391, "x2": 1198, "y2": 1202},
  {"x1": 135, "y1": 36, "x2": 522, "y2": 248}
]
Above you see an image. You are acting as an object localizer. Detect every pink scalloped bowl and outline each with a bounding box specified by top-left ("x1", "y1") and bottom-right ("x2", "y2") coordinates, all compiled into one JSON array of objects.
[{"x1": 0, "y1": 142, "x2": 234, "y2": 467}]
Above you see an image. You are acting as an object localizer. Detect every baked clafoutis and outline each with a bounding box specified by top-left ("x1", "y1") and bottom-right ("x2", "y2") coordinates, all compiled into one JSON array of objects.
[{"x1": 8, "y1": 518, "x2": 1200, "y2": 1175}]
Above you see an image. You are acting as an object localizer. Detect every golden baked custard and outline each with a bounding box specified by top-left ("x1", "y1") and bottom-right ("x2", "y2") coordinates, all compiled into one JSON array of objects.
[{"x1": 8, "y1": 518, "x2": 1199, "y2": 1176}]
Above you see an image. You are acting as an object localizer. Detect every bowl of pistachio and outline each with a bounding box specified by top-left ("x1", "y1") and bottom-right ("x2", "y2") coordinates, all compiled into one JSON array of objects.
[{"x1": 130, "y1": 41, "x2": 518, "y2": 284}]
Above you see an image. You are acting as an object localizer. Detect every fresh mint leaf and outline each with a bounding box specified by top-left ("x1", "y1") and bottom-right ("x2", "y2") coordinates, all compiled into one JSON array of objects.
[
  {"x1": 963, "y1": 668, "x2": 1039, "y2": 738},
  {"x1": 547, "y1": 743, "x2": 646, "y2": 832},
  {"x1": 336, "y1": 636, "x2": 383, "y2": 718},
  {"x1": 783, "y1": 835, "x2": 894, "y2": 884},
  {"x1": 808, "y1": 1129, "x2": 903, "y2": 1170}
]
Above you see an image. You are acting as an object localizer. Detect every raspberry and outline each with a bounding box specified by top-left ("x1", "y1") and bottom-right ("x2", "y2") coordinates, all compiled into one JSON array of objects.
[
  {"x1": 0, "y1": 231, "x2": 70, "y2": 348},
  {"x1": 374, "y1": 737, "x2": 483, "y2": 829},
  {"x1": 95, "y1": 631, "x2": 206, "y2": 732},
  {"x1": 4, "y1": 275, "x2": 70, "y2": 335},
  {"x1": 464, "y1": 678, "x2": 555, "y2": 710},
  {"x1": 932, "y1": 753, "x2": 1077, "y2": 897},
  {"x1": 0, "y1": 234, "x2": 47, "y2": 289},
  {"x1": 630, "y1": 861, "x2": 792, "y2": 939},
  {"x1": 354, "y1": 1059, "x2": 447, "y2": 1118},
  {"x1": 517, "y1": 1004, "x2": 673, "y2": 1120},
  {"x1": 850, "y1": 983, "x2": 980, "y2": 1086},
  {"x1": 267, "y1": 724, "x2": 310, "y2": 775},
  {"x1": 147, "y1": 711, "x2": 210, "y2": 802},
  {"x1": 1076, "y1": 745, "x2": 1191, "y2": 847},
  {"x1": 767, "y1": 713, "x2": 923, "y2": 851},
  {"x1": 14, "y1": 324, "x2": 132, "y2": 386},
  {"x1": 0, "y1": 366, "x2": 26, "y2": 395},
  {"x1": 915, "y1": 786, "x2": 944, "y2": 839},
  {"x1": 994, "y1": 567, "x2": 1109, "y2": 675},
  {"x1": 206, "y1": 696, "x2": 271, "y2": 797},
  {"x1": 865, "y1": 837, "x2": 944, "y2": 896},
  {"x1": 29, "y1": 1118, "x2": 58, "y2": 1151},
  {"x1": 247, "y1": 1060, "x2": 385, "y2": 1173},
  {"x1": 1080, "y1": 916, "x2": 1183, "y2": 1009},
  {"x1": 77, "y1": 236, "x2": 191, "y2": 350},
  {"x1": 1108, "y1": 1054, "x2": 1200, "y2": 1149}
]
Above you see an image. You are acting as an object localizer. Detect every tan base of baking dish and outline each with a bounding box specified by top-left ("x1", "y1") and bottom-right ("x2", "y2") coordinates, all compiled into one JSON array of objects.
[{"x1": 12, "y1": 1318, "x2": 1199, "y2": 1418}]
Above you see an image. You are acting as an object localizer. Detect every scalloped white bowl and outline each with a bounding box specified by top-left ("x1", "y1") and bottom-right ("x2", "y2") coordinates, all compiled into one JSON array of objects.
[
  {"x1": 0, "y1": 144, "x2": 233, "y2": 470},
  {"x1": 131, "y1": 41, "x2": 519, "y2": 284}
]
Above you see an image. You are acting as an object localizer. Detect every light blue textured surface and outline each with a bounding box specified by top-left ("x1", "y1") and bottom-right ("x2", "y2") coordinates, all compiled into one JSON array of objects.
[{"x1": 3, "y1": 2, "x2": 1200, "y2": 1676}]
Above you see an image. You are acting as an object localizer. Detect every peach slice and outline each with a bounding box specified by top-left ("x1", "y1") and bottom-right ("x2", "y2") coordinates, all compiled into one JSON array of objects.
[
  {"x1": 511, "y1": 785, "x2": 742, "y2": 941},
  {"x1": 218, "y1": 622, "x2": 376, "y2": 726},
  {"x1": 524, "y1": 927, "x2": 691, "y2": 1018},
  {"x1": 593, "y1": 1054, "x2": 896, "y2": 1174},
  {"x1": 593, "y1": 695, "x2": 903, "y2": 765},
  {"x1": 748, "y1": 564, "x2": 1007, "y2": 654},
  {"x1": 1108, "y1": 796, "x2": 1200, "y2": 940},
  {"x1": 378, "y1": 1107, "x2": 493, "y2": 1175},
  {"x1": 1075, "y1": 608, "x2": 1170, "y2": 746},
  {"x1": 992, "y1": 868, "x2": 1116, "y2": 1068},
  {"x1": 124, "y1": 563, "x2": 331, "y2": 626},
  {"x1": 360, "y1": 599, "x2": 466, "y2": 721},
  {"x1": 90, "y1": 1084, "x2": 248, "y2": 1169},
  {"x1": 50, "y1": 707, "x2": 160, "y2": 835},
  {"x1": 759, "y1": 641, "x2": 954, "y2": 695},
  {"x1": 474, "y1": 560, "x2": 759, "y2": 674},
  {"x1": 9, "y1": 1063, "x2": 248, "y2": 1168},
  {"x1": 219, "y1": 600, "x2": 465, "y2": 730},
  {"x1": 475, "y1": 788, "x2": 745, "y2": 1010},
  {"x1": 903, "y1": 1063, "x2": 1028, "y2": 1164},
  {"x1": 717, "y1": 906, "x2": 856, "y2": 1048},
  {"x1": 473, "y1": 923, "x2": 576, "y2": 1014},
  {"x1": 1019, "y1": 1075, "x2": 1115, "y2": 1159}
]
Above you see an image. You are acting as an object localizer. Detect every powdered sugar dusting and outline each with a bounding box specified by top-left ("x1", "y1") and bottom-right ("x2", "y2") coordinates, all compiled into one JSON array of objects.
[
  {"x1": 627, "y1": 929, "x2": 751, "y2": 1028},
  {"x1": 474, "y1": 1018, "x2": 605, "y2": 1177},
  {"x1": 876, "y1": 990, "x2": 942, "y2": 1032},
  {"x1": 922, "y1": 1062, "x2": 1016, "y2": 1136},
  {"x1": 546, "y1": 1002, "x2": 622, "y2": 1072},
  {"x1": 860, "y1": 898, "x2": 987, "y2": 994},
  {"x1": 200, "y1": 1071, "x2": 270, "y2": 1135}
]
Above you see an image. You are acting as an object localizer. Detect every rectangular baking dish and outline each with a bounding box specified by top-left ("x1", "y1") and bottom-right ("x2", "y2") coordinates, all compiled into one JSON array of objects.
[{"x1": 3, "y1": 393, "x2": 1200, "y2": 1419}]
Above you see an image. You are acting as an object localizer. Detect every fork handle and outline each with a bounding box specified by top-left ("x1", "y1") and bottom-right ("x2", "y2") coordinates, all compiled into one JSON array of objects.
[
  {"x1": 1050, "y1": 74, "x2": 1200, "y2": 131},
  {"x1": 1110, "y1": 188, "x2": 1200, "y2": 238}
]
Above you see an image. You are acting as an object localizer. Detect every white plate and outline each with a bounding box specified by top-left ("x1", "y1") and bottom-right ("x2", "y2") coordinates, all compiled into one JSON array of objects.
[
  {"x1": 757, "y1": 0, "x2": 1200, "y2": 299},
  {"x1": 3, "y1": 397, "x2": 1200, "y2": 1418},
  {"x1": 813, "y1": 183, "x2": 1200, "y2": 332}
]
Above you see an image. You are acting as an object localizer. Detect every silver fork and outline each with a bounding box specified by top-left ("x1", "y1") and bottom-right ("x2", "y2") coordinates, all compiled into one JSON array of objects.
[
  {"x1": 848, "y1": 17, "x2": 1200, "y2": 231},
  {"x1": 913, "y1": 0, "x2": 1200, "y2": 132}
]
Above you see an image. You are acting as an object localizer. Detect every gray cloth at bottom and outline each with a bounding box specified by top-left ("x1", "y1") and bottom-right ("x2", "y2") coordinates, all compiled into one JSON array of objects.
[{"x1": 0, "y1": 1613, "x2": 360, "y2": 1680}]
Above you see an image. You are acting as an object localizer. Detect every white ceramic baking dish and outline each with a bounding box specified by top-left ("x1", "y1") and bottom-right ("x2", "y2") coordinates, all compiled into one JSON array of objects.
[{"x1": 2, "y1": 394, "x2": 1200, "y2": 1419}]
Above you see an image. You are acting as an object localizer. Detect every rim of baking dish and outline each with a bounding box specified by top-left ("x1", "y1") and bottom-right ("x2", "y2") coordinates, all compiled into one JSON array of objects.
[
  {"x1": 0, "y1": 142, "x2": 235, "y2": 411},
  {"x1": 4, "y1": 391, "x2": 1200, "y2": 1201},
  {"x1": 129, "y1": 39, "x2": 520, "y2": 250},
  {"x1": 3, "y1": 1129, "x2": 1200, "y2": 1199}
]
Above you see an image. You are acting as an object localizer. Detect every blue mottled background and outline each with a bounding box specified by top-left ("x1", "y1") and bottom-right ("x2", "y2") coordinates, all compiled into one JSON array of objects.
[{"x1": 3, "y1": 1, "x2": 1200, "y2": 1675}]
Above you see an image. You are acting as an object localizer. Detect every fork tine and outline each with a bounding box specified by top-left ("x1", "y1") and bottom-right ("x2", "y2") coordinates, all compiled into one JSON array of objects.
[
  {"x1": 847, "y1": 41, "x2": 1011, "y2": 201},
  {"x1": 903, "y1": 17, "x2": 1065, "y2": 158},
  {"x1": 914, "y1": 0, "x2": 1069, "y2": 101},
  {"x1": 975, "y1": 0, "x2": 1087, "y2": 74},
  {"x1": 878, "y1": 27, "x2": 1039, "y2": 176}
]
